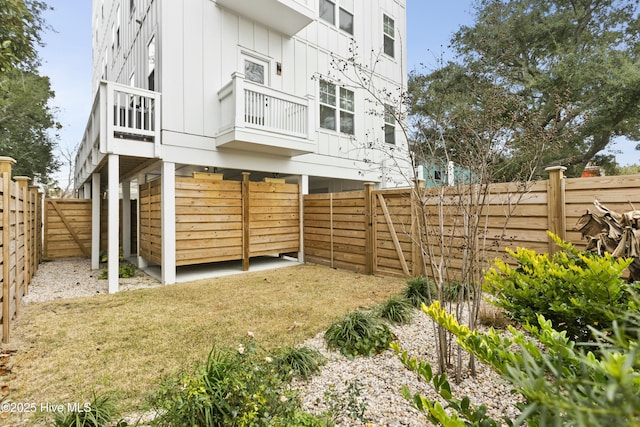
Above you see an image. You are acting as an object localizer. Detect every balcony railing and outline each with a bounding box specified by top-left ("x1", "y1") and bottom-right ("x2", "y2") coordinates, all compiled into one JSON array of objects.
[
  {"x1": 75, "y1": 81, "x2": 161, "y2": 186},
  {"x1": 217, "y1": 72, "x2": 315, "y2": 156}
]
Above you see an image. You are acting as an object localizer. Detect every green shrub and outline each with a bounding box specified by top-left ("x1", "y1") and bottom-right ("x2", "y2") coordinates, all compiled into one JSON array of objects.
[
  {"x1": 50, "y1": 393, "x2": 122, "y2": 427},
  {"x1": 324, "y1": 310, "x2": 394, "y2": 358},
  {"x1": 403, "y1": 276, "x2": 436, "y2": 307},
  {"x1": 484, "y1": 232, "x2": 636, "y2": 342},
  {"x1": 98, "y1": 262, "x2": 137, "y2": 279},
  {"x1": 150, "y1": 338, "x2": 322, "y2": 427},
  {"x1": 378, "y1": 296, "x2": 414, "y2": 324},
  {"x1": 395, "y1": 299, "x2": 640, "y2": 426},
  {"x1": 271, "y1": 346, "x2": 326, "y2": 380}
]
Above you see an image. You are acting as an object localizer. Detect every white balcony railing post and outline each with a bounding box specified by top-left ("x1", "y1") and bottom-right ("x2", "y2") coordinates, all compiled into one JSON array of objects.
[{"x1": 232, "y1": 72, "x2": 246, "y2": 131}]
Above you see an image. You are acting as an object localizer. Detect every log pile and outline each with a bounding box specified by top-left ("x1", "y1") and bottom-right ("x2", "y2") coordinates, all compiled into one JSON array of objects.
[{"x1": 574, "y1": 200, "x2": 640, "y2": 282}]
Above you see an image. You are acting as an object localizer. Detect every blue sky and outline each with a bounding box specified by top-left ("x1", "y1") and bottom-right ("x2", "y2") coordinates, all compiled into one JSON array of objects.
[{"x1": 37, "y1": 0, "x2": 637, "y2": 187}]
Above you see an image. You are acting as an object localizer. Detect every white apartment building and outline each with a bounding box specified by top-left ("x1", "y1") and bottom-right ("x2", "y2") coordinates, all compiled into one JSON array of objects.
[{"x1": 75, "y1": 0, "x2": 409, "y2": 291}]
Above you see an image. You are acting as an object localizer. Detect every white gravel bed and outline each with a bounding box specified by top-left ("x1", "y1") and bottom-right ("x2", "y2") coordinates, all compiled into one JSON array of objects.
[{"x1": 23, "y1": 259, "x2": 520, "y2": 426}]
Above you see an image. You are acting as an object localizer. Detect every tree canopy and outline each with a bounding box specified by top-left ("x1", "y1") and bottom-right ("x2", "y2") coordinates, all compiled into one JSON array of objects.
[
  {"x1": 409, "y1": 0, "x2": 640, "y2": 179},
  {"x1": 0, "y1": 0, "x2": 48, "y2": 74},
  {"x1": 0, "y1": 0, "x2": 59, "y2": 182}
]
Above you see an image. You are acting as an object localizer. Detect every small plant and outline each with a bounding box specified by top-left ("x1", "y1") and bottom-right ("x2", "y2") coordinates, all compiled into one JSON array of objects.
[
  {"x1": 271, "y1": 346, "x2": 326, "y2": 380},
  {"x1": 324, "y1": 310, "x2": 394, "y2": 358},
  {"x1": 98, "y1": 262, "x2": 137, "y2": 279},
  {"x1": 323, "y1": 380, "x2": 369, "y2": 424},
  {"x1": 378, "y1": 296, "x2": 414, "y2": 324},
  {"x1": 403, "y1": 276, "x2": 436, "y2": 307},
  {"x1": 150, "y1": 337, "x2": 326, "y2": 427},
  {"x1": 50, "y1": 393, "x2": 122, "y2": 427}
]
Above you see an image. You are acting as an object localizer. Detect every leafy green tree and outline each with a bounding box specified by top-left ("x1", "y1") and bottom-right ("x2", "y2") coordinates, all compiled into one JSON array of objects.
[
  {"x1": 0, "y1": 68, "x2": 60, "y2": 180},
  {"x1": 410, "y1": 0, "x2": 640, "y2": 179},
  {"x1": 0, "y1": 0, "x2": 48, "y2": 74}
]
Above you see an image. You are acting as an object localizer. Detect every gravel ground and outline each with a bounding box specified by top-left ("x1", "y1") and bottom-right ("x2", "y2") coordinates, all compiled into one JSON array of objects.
[{"x1": 21, "y1": 259, "x2": 520, "y2": 426}]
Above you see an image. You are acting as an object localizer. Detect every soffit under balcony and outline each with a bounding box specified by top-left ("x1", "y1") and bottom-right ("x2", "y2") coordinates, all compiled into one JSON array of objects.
[{"x1": 216, "y1": 0, "x2": 314, "y2": 36}]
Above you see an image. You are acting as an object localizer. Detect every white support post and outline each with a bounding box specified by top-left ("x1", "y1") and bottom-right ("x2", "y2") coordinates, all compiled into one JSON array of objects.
[
  {"x1": 161, "y1": 161, "x2": 176, "y2": 284},
  {"x1": 83, "y1": 182, "x2": 91, "y2": 199},
  {"x1": 122, "y1": 179, "x2": 131, "y2": 258},
  {"x1": 108, "y1": 154, "x2": 120, "y2": 293},
  {"x1": 137, "y1": 173, "x2": 148, "y2": 269},
  {"x1": 298, "y1": 174, "x2": 309, "y2": 262},
  {"x1": 91, "y1": 172, "x2": 101, "y2": 270}
]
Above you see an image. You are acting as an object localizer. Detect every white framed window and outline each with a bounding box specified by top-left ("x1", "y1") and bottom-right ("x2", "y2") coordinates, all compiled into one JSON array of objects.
[
  {"x1": 384, "y1": 105, "x2": 396, "y2": 144},
  {"x1": 320, "y1": 0, "x2": 353, "y2": 35},
  {"x1": 147, "y1": 36, "x2": 156, "y2": 90},
  {"x1": 116, "y1": 5, "x2": 121, "y2": 49},
  {"x1": 240, "y1": 52, "x2": 270, "y2": 86},
  {"x1": 383, "y1": 14, "x2": 395, "y2": 58},
  {"x1": 319, "y1": 80, "x2": 354, "y2": 135},
  {"x1": 319, "y1": 0, "x2": 335, "y2": 25}
]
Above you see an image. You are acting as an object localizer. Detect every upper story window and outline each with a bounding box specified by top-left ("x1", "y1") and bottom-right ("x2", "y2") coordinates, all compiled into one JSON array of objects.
[
  {"x1": 116, "y1": 5, "x2": 121, "y2": 49},
  {"x1": 319, "y1": 80, "x2": 354, "y2": 135},
  {"x1": 130, "y1": 0, "x2": 135, "y2": 14},
  {"x1": 147, "y1": 36, "x2": 156, "y2": 91},
  {"x1": 383, "y1": 14, "x2": 395, "y2": 57},
  {"x1": 384, "y1": 105, "x2": 396, "y2": 144},
  {"x1": 320, "y1": 0, "x2": 354, "y2": 35}
]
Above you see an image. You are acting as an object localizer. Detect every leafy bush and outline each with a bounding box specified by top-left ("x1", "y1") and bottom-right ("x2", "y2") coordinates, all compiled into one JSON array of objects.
[
  {"x1": 395, "y1": 299, "x2": 640, "y2": 426},
  {"x1": 378, "y1": 296, "x2": 414, "y2": 324},
  {"x1": 150, "y1": 337, "x2": 327, "y2": 427},
  {"x1": 98, "y1": 262, "x2": 137, "y2": 279},
  {"x1": 324, "y1": 310, "x2": 394, "y2": 358},
  {"x1": 271, "y1": 346, "x2": 326, "y2": 380},
  {"x1": 50, "y1": 393, "x2": 122, "y2": 427},
  {"x1": 403, "y1": 276, "x2": 436, "y2": 307},
  {"x1": 484, "y1": 232, "x2": 636, "y2": 341}
]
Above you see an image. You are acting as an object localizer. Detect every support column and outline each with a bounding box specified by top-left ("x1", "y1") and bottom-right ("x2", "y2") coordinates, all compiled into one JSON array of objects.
[
  {"x1": 136, "y1": 173, "x2": 148, "y2": 269},
  {"x1": 242, "y1": 172, "x2": 250, "y2": 271},
  {"x1": 108, "y1": 154, "x2": 120, "y2": 293},
  {"x1": 83, "y1": 182, "x2": 91, "y2": 199},
  {"x1": 122, "y1": 179, "x2": 131, "y2": 258},
  {"x1": 161, "y1": 162, "x2": 176, "y2": 284},
  {"x1": 298, "y1": 175, "x2": 309, "y2": 262},
  {"x1": 91, "y1": 172, "x2": 101, "y2": 270}
]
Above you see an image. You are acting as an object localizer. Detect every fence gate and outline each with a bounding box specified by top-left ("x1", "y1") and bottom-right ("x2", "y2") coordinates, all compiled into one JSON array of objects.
[{"x1": 44, "y1": 199, "x2": 92, "y2": 259}]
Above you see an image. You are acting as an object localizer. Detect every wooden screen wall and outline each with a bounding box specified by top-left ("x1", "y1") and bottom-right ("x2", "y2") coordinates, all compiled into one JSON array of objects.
[
  {"x1": 139, "y1": 178, "x2": 162, "y2": 265},
  {"x1": 44, "y1": 199, "x2": 92, "y2": 259}
]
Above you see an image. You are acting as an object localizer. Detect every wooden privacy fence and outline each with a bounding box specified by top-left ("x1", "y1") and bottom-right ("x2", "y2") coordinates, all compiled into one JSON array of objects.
[
  {"x1": 139, "y1": 172, "x2": 300, "y2": 269},
  {"x1": 304, "y1": 168, "x2": 640, "y2": 281},
  {"x1": 0, "y1": 157, "x2": 42, "y2": 343},
  {"x1": 44, "y1": 199, "x2": 92, "y2": 259}
]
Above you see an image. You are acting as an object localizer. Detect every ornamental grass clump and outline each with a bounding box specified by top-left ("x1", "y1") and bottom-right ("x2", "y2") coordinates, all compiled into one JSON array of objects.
[
  {"x1": 150, "y1": 337, "x2": 327, "y2": 427},
  {"x1": 324, "y1": 310, "x2": 394, "y2": 358},
  {"x1": 271, "y1": 346, "x2": 326, "y2": 380},
  {"x1": 403, "y1": 276, "x2": 436, "y2": 307},
  {"x1": 50, "y1": 393, "x2": 121, "y2": 427},
  {"x1": 378, "y1": 296, "x2": 414, "y2": 324}
]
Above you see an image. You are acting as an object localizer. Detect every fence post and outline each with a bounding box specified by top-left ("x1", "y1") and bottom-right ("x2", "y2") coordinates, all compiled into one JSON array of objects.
[
  {"x1": 14, "y1": 177, "x2": 29, "y2": 308},
  {"x1": 545, "y1": 166, "x2": 567, "y2": 253},
  {"x1": 0, "y1": 157, "x2": 16, "y2": 343},
  {"x1": 364, "y1": 183, "x2": 374, "y2": 275},
  {"x1": 28, "y1": 185, "x2": 39, "y2": 283},
  {"x1": 242, "y1": 172, "x2": 250, "y2": 271},
  {"x1": 412, "y1": 180, "x2": 425, "y2": 277}
]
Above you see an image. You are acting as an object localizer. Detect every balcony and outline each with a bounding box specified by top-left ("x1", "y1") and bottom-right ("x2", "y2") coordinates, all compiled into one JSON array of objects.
[
  {"x1": 217, "y1": 72, "x2": 316, "y2": 157},
  {"x1": 216, "y1": 0, "x2": 314, "y2": 37},
  {"x1": 75, "y1": 82, "x2": 161, "y2": 186}
]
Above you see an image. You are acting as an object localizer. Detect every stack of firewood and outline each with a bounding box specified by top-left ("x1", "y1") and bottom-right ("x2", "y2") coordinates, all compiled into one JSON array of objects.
[{"x1": 574, "y1": 200, "x2": 640, "y2": 282}]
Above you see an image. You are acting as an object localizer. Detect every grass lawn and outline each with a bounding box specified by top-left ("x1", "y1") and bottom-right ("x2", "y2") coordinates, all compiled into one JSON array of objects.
[{"x1": 6, "y1": 264, "x2": 406, "y2": 420}]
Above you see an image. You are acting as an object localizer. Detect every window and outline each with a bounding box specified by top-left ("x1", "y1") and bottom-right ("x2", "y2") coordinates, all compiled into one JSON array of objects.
[
  {"x1": 147, "y1": 36, "x2": 155, "y2": 91},
  {"x1": 339, "y1": 8, "x2": 353, "y2": 34},
  {"x1": 244, "y1": 59, "x2": 265, "y2": 84},
  {"x1": 319, "y1": 80, "x2": 354, "y2": 135},
  {"x1": 321, "y1": 0, "x2": 353, "y2": 35},
  {"x1": 383, "y1": 14, "x2": 395, "y2": 57},
  {"x1": 319, "y1": 80, "x2": 336, "y2": 130},
  {"x1": 339, "y1": 88, "x2": 354, "y2": 134},
  {"x1": 384, "y1": 105, "x2": 395, "y2": 144},
  {"x1": 319, "y1": 0, "x2": 335, "y2": 25},
  {"x1": 116, "y1": 5, "x2": 121, "y2": 49}
]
